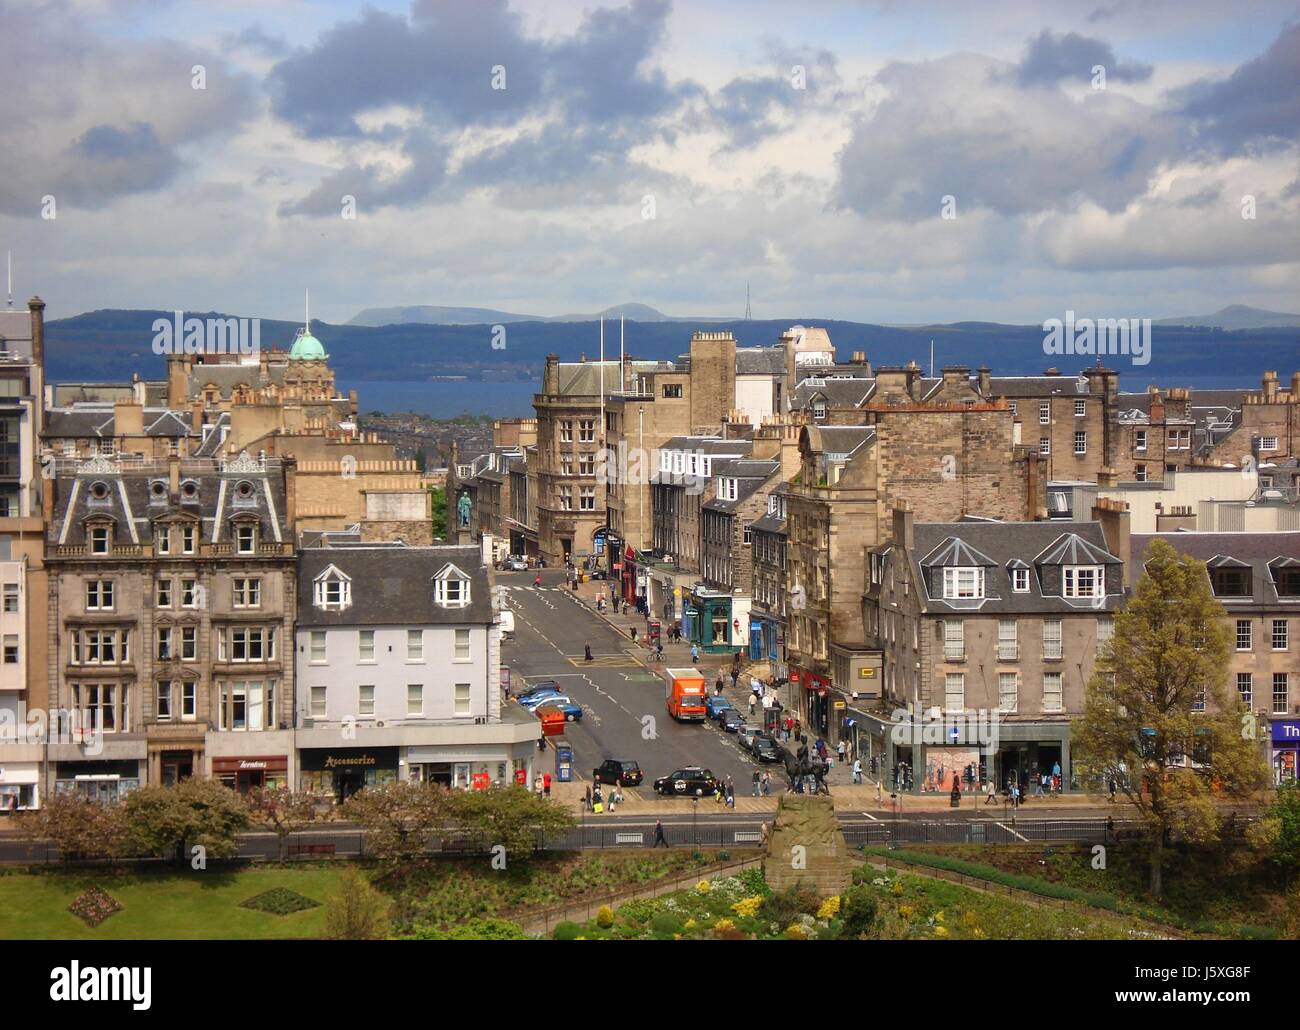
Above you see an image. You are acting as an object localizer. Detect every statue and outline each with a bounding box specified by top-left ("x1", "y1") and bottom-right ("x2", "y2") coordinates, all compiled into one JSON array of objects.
[
  {"x1": 777, "y1": 736, "x2": 829, "y2": 794},
  {"x1": 457, "y1": 492, "x2": 471, "y2": 528}
]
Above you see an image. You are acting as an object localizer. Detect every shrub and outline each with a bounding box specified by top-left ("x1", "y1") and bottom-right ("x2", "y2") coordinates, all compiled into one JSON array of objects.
[
  {"x1": 553, "y1": 921, "x2": 583, "y2": 941},
  {"x1": 732, "y1": 896, "x2": 763, "y2": 918},
  {"x1": 596, "y1": 905, "x2": 615, "y2": 929},
  {"x1": 406, "y1": 918, "x2": 528, "y2": 940},
  {"x1": 736, "y1": 866, "x2": 771, "y2": 898},
  {"x1": 650, "y1": 912, "x2": 684, "y2": 938},
  {"x1": 760, "y1": 883, "x2": 822, "y2": 925},
  {"x1": 241, "y1": 888, "x2": 320, "y2": 916},
  {"x1": 323, "y1": 869, "x2": 391, "y2": 940},
  {"x1": 785, "y1": 923, "x2": 811, "y2": 939},
  {"x1": 816, "y1": 895, "x2": 841, "y2": 920},
  {"x1": 839, "y1": 885, "x2": 878, "y2": 939}
]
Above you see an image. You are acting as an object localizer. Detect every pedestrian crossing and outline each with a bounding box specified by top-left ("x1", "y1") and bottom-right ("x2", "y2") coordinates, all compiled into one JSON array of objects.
[{"x1": 566, "y1": 654, "x2": 641, "y2": 667}]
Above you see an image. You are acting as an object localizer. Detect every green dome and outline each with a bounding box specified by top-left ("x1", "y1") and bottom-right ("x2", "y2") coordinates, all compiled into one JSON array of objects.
[{"x1": 289, "y1": 329, "x2": 327, "y2": 360}]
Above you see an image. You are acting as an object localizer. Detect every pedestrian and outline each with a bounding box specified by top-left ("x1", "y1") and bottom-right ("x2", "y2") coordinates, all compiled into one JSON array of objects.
[
  {"x1": 715, "y1": 674, "x2": 725, "y2": 696},
  {"x1": 533, "y1": 775, "x2": 543, "y2": 793},
  {"x1": 761, "y1": 772, "x2": 771, "y2": 796},
  {"x1": 1108, "y1": 776, "x2": 1117, "y2": 802},
  {"x1": 533, "y1": 573, "x2": 542, "y2": 587},
  {"x1": 543, "y1": 772, "x2": 551, "y2": 796},
  {"x1": 690, "y1": 644, "x2": 700, "y2": 663},
  {"x1": 852, "y1": 758, "x2": 862, "y2": 784},
  {"x1": 655, "y1": 641, "x2": 664, "y2": 662},
  {"x1": 836, "y1": 739, "x2": 846, "y2": 763},
  {"x1": 630, "y1": 626, "x2": 638, "y2": 644},
  {"x1": 748, "y1": 693, "x2": 756, "y2": 716},
  {"x1": 584, "y1": 785, "x2": 592, "y2": 811},
  {"x1": 730, "y1": 669, "x2": 739, "y2": 690},
  {"x1": 984, "y1": 779, "x2": 997, "y2": 805},
  {"x1": 652, "y1": 820, "x2": 668, "y2": 847},
  {"x1": 760, "y1": 821, "x2": 771, "y2": 846},
  {"x1": 752, "y1": 770, "x2": 761, "y2": 796},
  {"x1": 876, "y1": 779, "x2": 883, "y2": 804},
  {"x1": 584, "y1": 643, "x2": 593, "y2": 662}
]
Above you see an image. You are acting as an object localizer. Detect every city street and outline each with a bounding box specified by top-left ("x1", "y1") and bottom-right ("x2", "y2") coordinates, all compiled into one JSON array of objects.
[{"x1": 497, "y1": 569, "x2": 766, "y2": 793}]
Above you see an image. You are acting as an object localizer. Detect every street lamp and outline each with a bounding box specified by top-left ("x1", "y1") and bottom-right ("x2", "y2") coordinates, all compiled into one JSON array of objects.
[{"x1": 692, "y1": 796, "x2": 699, "y2": 846}]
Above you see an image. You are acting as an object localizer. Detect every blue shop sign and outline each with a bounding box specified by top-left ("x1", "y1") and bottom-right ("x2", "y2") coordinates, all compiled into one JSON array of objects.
[{"x1": 1272, "y1": 720, "x2": 1300, "y2": 745}]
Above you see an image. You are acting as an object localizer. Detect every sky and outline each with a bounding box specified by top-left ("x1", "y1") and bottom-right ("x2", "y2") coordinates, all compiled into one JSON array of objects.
[{"x1": 1, "y1": 0, "x2": 1298, "y2": 326}]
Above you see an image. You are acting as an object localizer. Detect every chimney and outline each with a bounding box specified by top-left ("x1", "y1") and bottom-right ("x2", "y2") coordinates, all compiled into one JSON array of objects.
[
  {"x1": 1091, "y1": 498, "x2": 1131, "y2": 589},
  {"x1": 1097, "y1": 466, "x2": 1117, "y2": 488},
  {"x1": 977, "y1": 366, "x2": 991, "y2": 397},
  {"x1": 542, "y1": 354, "x2": 559, "y2": 395},
  {"x1": 893, "y1": 503, "x2": 914, "y2": 552},
  {"x1": 113, "y1": 400, "x2": 143, "y2": 439},
  {"x1": 941, "y1": 366, "x2": 970, "y2": 390},
  {"x1": 27, "y1": 296, "x2": 45, "y2": 368},
  {"x1": 284, "y1": 456, "x2": 297, "y2": 534},
  {"x1": 1291, "y1": 371, "x2": 1300, "y2": 400},
  {"x1": 1148, "y1": 387, "x2": 1165, "y2": 424},
  {"x1": 1263, "y1": 370, "x2": 1278, "y2": 402},
  {"x1": 191, "y1": 401, "x2": 204, "y2": 433},
  {"x1": 168, "y1": 453, "x2": 180, "y2": 495}
]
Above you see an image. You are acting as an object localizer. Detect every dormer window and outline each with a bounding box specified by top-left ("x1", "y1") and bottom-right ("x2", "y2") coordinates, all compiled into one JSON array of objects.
[
  {"x1": 434, "y1": 565, "x2": 471, "y2": 608},
  {"x1": 89, "y1": 525, "x2": 111, "y2": 555},
  {"x1": 1210, "y1": 565, "x2": 1251, "y2": 597},
  {"x1": 942, "y1": 568, "x2": 984, "y2": 599},
  {"x1": 1271, "y1": 562, "x2": 1300, "y2": 598},
  {"x1": 1063, "y1": 565, "x2": 1105, "y2": 599},
  {"x1": 235, "y1": 524, "x2": 256, "y2": 554},
  {"x1": 313, "y1": 566, "x2": 352, "y2": 611},
  {"x1": 717, "y1": 478, "x2": 738, "y2": 502},
  {"x1": 1011, "y1": 568, "x2": 1030, "y2": 593}
]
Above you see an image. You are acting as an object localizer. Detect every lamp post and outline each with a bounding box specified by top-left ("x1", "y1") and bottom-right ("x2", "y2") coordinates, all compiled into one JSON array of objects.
[{"x1": 692, "y1": 797, "x2": 699, "y2": 846}]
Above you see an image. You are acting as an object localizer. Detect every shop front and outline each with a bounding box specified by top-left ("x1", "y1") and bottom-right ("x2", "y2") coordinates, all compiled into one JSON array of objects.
[
  {"x1": 214, "y1": 755, "x2": 289, "y2": 794},
  {"x1": 0, "y1": 762, "x2": 40, "y2": 812},
  {"x1": 53, "y1": 760, "x2": 144, "y2": 803},
  {"x1": 405, "y1": 745, "x2": 529, "y2": 790},
  {"x1": 789, "y1": 667, "x2": 832, "y2": 740},
  {"x1": 1272, "y1": 719, "x2": 1300, "y2": 786},
  {"x1": 684, "y1": 586, "x2": 735, "y2": 654},
  {"x1": 748, "y1": 612, "x2": 782, "y2": 664},
  {"x1": 299, "y1": 747, "x2": 399, "y2": 802},
  {"x1": 844, "y1": 709, "x2": 889, "y2": 781}
]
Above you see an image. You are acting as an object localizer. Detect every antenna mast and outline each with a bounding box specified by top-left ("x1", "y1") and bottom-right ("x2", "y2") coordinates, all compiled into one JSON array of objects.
[
  {"x1": 744, "y1": 281, "x2": 751, "y2": 321},
  {"x1": 6, "y1": 251, "x2": 12, "y2": 309}
]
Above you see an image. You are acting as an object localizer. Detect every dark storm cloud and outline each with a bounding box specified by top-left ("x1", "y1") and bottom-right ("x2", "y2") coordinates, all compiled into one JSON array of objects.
[
  {"x1": 1008, "y1": 29, "x2": 1152, "y2": 86},
  {"x1": 226, "y1": 25, "x2": 288, "y2": 58},
  {"x1": 1175, "y1": 23, "x2": 1300, "y2": 155},
  {"x1": 60, "y1": 122, "x2": 180, "y2": 206},
  {"x1": 700, "y1": 46, "x2": 840, "y2": 148}
]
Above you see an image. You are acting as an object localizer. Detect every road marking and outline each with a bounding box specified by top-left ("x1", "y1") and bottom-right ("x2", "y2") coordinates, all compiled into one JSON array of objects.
[
  {"x1": 567, "y1": 655, "x2": 638, "y2": 667},
  {"x1": 860, "y1": 811, "x2": 879, "y2": 821},
  {"x1": 995, "y1": 821, "x2": 1028, "y2": 841}
]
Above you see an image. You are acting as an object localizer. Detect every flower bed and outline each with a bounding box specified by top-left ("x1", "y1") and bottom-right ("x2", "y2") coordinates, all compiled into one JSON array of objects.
[{"x1": 68, "y1": 886, "x2": 122, "y2": 928}]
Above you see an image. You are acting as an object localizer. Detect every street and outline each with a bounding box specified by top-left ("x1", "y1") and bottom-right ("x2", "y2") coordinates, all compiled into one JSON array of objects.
[{"x1": 498, "y1": 569, "x2": 766, "y2": 793}]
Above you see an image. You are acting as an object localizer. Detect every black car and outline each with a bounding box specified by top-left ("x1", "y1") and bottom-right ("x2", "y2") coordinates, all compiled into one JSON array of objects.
[
  {"x1": 593, "y1": 759, "x2": 643, "y2": 786},
  {"x1": 751, "y1": 734, "x2": 781, "y2": 763},
  {"x1": 718, "y1": 709, "x2": 745, "y2": 733},
  {"x1": 654, "y1": 767, "x2": 720, "y2": 797}
]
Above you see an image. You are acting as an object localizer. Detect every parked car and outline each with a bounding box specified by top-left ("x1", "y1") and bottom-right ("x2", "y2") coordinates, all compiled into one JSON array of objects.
[
  {"x1": 592, "y1": 759, "x2": 643, "y2": 786},
  {"x1": 515, "y1": 680, "x2": 560, "y2": 701},
  {"x1": 718, "y1": 709, "x2": 745, "y2": 733},
  {"x1": 535, "y1": 700, "x2": 582, "y2": 722},
  {"x1": 519, "y1": 692, "x2": 573, "y2": 711},
  {"x1": 705, "y1": 695, "x2": 735, "y2": 720},
  {"x1": 751, "y1": 734, "x2": 781, "y2": 763},
  {"x1": 653, "y1": 767, "x2": 720, "y2": 797},
  {"x1": 504, "y1": 557, "x2": 530, "y2": 572},
  {"x1": 737, "y1": 724, "x2": 764, "y2": 750}
]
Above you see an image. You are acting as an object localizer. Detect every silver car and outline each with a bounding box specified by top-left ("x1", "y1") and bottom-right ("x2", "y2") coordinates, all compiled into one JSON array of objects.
[{"x1": 738, "y1": 725, "x2": 765, "y2": 751}]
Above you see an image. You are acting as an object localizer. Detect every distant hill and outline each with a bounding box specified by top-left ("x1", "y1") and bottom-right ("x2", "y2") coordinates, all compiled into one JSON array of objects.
[
  {"x1": 1154, "y1": 304, "x2": 1300, "y2": 330},
  {"x1": 348, "y1": 301, "x2": 710, "y2": 326},
  {"x1": 42, "y1": 308, "x2": 1299, "y2": 387}
]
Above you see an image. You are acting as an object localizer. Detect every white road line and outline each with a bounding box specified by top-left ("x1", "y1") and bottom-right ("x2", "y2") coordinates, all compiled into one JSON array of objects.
[
  {"x1": 995, "y1": 821, "x2": 1028, "y2": 841},
  {"x1": 860, "y1": 811, "x2": 879, "y2": 821}
]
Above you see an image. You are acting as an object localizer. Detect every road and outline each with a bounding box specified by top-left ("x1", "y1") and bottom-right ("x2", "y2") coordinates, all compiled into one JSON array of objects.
[{"x1": 497, "y1": 569, "x2": 765, "y2": 792}]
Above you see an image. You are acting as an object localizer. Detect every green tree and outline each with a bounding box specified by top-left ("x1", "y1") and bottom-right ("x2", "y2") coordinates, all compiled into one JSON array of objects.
[
  {"x1": 323, "y1": 869, "x2": 391, "y2": 940},
  {"x1": 446, "y1": 785, "x2": 575, "y2": 861},
  {"x1": 1073, "y1": 538, "x2": 1269, "y2": 898},
  {"x1": 342, "y1": 781, "x2": 452, "y2": 871},
  {"x1": 1248, "y1": 781, "x2": 1300, "y2": 878},
  {"x1": 20, "y1": 792, "x2": 126, "y2": 862},
  {"x1": 248, "y1": 786, "x2": 322, "y2": 862},
  {"x1": 429, "y1": 485, "x2": 447, "y2": 539},
  {"x1": 121, "y1": 779, "x2": 250, "y2": 864}
]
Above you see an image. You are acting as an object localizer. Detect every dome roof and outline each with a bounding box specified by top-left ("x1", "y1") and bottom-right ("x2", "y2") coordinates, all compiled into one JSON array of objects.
[{"x1": 289, "y1": 329, "x2": 327, "y2": 361}]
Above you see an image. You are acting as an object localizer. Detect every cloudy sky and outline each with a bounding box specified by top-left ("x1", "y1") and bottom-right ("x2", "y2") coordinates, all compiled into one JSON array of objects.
[{"x1": 1, "y1": 0, "x2": 1298, "y2": 324}]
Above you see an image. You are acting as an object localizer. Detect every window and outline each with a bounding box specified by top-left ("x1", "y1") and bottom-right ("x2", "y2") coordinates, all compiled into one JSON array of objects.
[
  {"x1": 90, "y1": 526, "x2": 110, "y2": 554},
  {"x1": 1039, "y1": 437, "x2": 1050, "y2": 456},
  {"x1": 407, "y1": 684, "x2": 423, "y2": 716},
  {"x1": 1042, "y1": 672, "x2": 1063, "y2": 712},
  {"x1": 944, "y1": 673, "x2": 965, "y2": 711},
  {"x1": 314, "y1": 570, "x2": 350, "y2": 610},
  {"x1": 1192, "y1": 689, "x2": 1207, "y2": 713},
  {"x1": 943, "y1": 620, "x2": 964, "y2": 661},
  {"x1": 76, "y1": 684, "x2": 120, "y2": 733},
  {"x1": 156, "y1": 579, "x2": 172, "y2": 608},
  {"x1": 560, "y1": 454, "x2": 573, "y2": 476},
  {"x1": 179, "y1": 681, "x2": 195, "y2": 720},
  {"x1": 310, "y1": 630, "x2": 327, "y2": 663},
  {"x1": 1273, "y1": 620, "x2": 1289, "y2": 651},
  {"x1": 1135, "y1": 464, "x2": 1148, "y2": 482},
  {"x1": 71, "y1": 629, "x2": 128, "y2": 666},
  {"x1": 1210, "y1": 567, "x2": 1251, "y2": 597},
  {"x1": 580, "y1": 486, "x2": 595, "y2": 510},
  {"x1": 1011, "y1": 567, "x2": 1029, "y2": 593},
  {"x1": 1135, "y1": 430, "x2": 1147, "y2": 452},
  {"x1": 235, "y1": 524, "x2": 255, "y2": 554},
  {"x1": 579, "y1": 420, "x2": 595, "y2": 443},
  {"x1": 942, "y1": 567, "x2": 984, "y2": 599},
  {"x1": 662, "y1": 383, "x2": 682, "y2": 399},
  {"x1": 181, "y1": 525, "x2": 196, "y2": 554},
  {"x1": 3, "y1": 635, "x2": 17, "y2": 664},
  {"x1": 998, "y1": 673, "x2": 1018, "y2": 713},
  {"x1": 578, "y1": 453, "x2": 595, "y2": 476},
  {"x1": 1236, "y1": 619, "x2": 1252, "y2": 651},
  {"x1": 1169, "y1": 428, "x2": 1190, "y2": 450},
  {"x1": 228, "y1": 627, "x2": 274, "y2": 663},
  {"x1": 156, "y1": 627, "x2": 173, "y2": 661},
  {"x1": 454, "y1": 683, "x2": 472, "y2": 716},
  {"x1": 1260, "y1": 436, "x2": 1278, "y2": 452},
  {"x1": 233, "y1": 578, "x2": 261, "y2": 608},
  {"x1": 454, "y1": 628, "x2": 471, "y2": 661},
  {"x1": 310, "y1": 685, "x2": 327, "y2": 718},
  {"x1": 85, "y1": 579, "x2": 114, "y2": 611},
  {"x1": 1237, "y1": 673, "x2": 1253, "y2": 709},
  {"x1": 1275, "y1": 566, "x2": 1300, "y2": 597},
  {"x1": 181, "y1": 626, "x2": 197, "y2": 661},
  {"x1": 156, "y1": 681, "x2": 172, "y2": 722},
  {"x1": 1073, "y1": 431, "x2": 1087, "y2": 455},
  {"x1": 716, "y1": 478, "x2": 738, "y2": 501},
  {"x1": 1, "y1": 583, "x2": 16, "y2": 613},
  {"x1": 407, "y1": 629, "x2": 423, "y2": 662},
  {"x1": 156, "y1": 527, "x2": 171, "y2": 555},
  {"x1": 219, "y1": 681, "x2": 273, "y2": 732},
  {"x1": 181, "y1": 579, "x2": 199, "y2": 608},
  {"x1": 359, "y1": 630, "x2": 375, "y2": 663},
  {"x1": 1063, "y1": 565, "x2": 1104, "y2": 598},
  {"x1": 812, "y1": 401, "x2": 827, "y2": 420},
  {"x1": 558, "y1": 486, "x2": 572, "y2": 510},
  {"x1": 1074, "y1": 399, "x2": 1086, "y2": 417},
  {"x1": 359, "y1": 685, "x2": 375, "y2": 717},
  {"x1": 997, "y1": 619, "x2": 1018, "y2": 660},
  {"x1": 435, "y1": 573, "x2": 470, "y2": 607},
  {"x1": 1097, "y1": 617, "x2": 1114, "y2": 652},
  {"x1": 1043, "y1": 619, "x2": 1063, "y2": 660},
  {"x1": 559, "y1": 421, "x2": 573, "y2": 444},
  {"x1": 1273, "y1": 673, "x2": 1289, "y2": 715},
  {"x1": 1039, "y1": 402, "x2": 1050, "y2": 425}
]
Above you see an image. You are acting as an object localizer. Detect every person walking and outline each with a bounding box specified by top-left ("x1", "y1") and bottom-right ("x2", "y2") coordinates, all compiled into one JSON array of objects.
[
  {"x1": 852, "y1": 758, "x2": 862, "y2": 784},
  {"x1": 630, "y1": 626, "x2": 638, "y2": 644},
  {"x1": 584, "y1": 785, "x2": 592, "y2": 811},
  {"x1": 715, "y1": 673, "x2": 725, "y2": 697},
  {"x1": 752, "y1": 770, "x2": 761, "y2": 796},
  {"x1": 761, "y1": 772, "x2": 771, "y2": 796},
  {"x1": 748, "y1": 693, "x2": 757, "y2": 717},
  {"x1": 1108, "y1": 776, "x2": 1117, "y2": 802},
  {"x1": 584, "y1": 643, "x2": 593, "y2": 662},
  {"x1": 652, "y1": 820, "x2": 668, "y2": 848},
  {"x1": 690, "y1": 643, "x2": 700, "y2": 664},
  {"x1": 543, "y1": 772, "x2": 551, "y2": 797},
  {"x1": 836, "y1": 739, "x2": 846, "y2": 764},
  {"x1": 533, "y1": 573, "x2": 542, "y2": 587}
]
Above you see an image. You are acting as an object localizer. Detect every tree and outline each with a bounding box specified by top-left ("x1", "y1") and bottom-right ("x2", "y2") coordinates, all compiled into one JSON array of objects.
[
  {"x1": 1248, "y1": 781, "x2": 1300, "y2": 879},
  {"x1": 341, "y1": 781, "x2": 452, "y2": 871},
  {"x1": 429, "y1": 486, "x2": 447, "y2": 539},
  {"x1": 446, "y1": 785, "x2": 576, "y2": 860},
  {"x1": 323, "y1": 869, "x2": 390, "y2": 940},
  {"x1": 121, "y1": 778, "x2": 250, "y2": 864},
  {"x1": 248, "y1": 786, "x2": 322, "y2": 861},
  {"x1": 1073, "y1": 538, "x2": 1269, "y2": 898},
  {"x1": 20, "y1": 792, "x2": 126, "y2": 862}
]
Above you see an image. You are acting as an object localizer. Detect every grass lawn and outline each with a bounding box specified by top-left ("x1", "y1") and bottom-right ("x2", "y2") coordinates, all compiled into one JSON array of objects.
[{"x1": 0, "y1": 864, "x2": 349, "y2": 940}]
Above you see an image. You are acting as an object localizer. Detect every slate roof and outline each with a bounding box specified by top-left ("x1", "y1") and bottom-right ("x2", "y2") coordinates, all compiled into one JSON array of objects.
[
  {"x1": 1132, "y1": 532, "x2": 1300, "y2": 607},
  {"x1": 704, "y1": 458, "x2": 781, "y2": 513},
  {"x1": 43, "y1": 406, "x2": 196, "y2": 439},
  {"x1": 297, "y1": 544, "x2": 495, "y2": 627},
  {"x1": 735, "y1": 347, "x2": 787, "y2": 375},
  {"x1": 813, "y1": 426, "x2": 875, "y2": 457},
  {"x1": 792, "y1": 378, "x2": 875, "y2": 409}
]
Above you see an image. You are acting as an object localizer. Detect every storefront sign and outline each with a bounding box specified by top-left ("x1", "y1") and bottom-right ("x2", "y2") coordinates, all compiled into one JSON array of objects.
[
  {"x1": 212, "y1": 756, "x2": 288, "y2": 774},
  {"x1": 1272, "y1": 720, "x2": 1300, "y2": 744},
  {"x1": 300, "y1": 748, "x2": 399, "y2": 772}
]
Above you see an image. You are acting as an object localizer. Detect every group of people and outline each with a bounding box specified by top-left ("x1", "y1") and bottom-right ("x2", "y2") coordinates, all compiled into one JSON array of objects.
[
  {"x1": 714, "y1": 775, "x2": 737, "y2": 807},
  {"x1": 583, "y1": 782, "x2": 623, "y2": 814},
  {"x1": 750, "y1": 770, "x2": 774, "y2": 796}
]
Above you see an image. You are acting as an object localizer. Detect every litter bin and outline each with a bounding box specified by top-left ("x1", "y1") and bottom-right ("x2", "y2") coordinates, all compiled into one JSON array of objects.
[{"x1": 554, "y1": 738, "x2": 574, "y2": 783}]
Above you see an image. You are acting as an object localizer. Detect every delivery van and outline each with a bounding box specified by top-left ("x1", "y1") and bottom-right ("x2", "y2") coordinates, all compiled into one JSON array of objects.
[
  {"x1": 665, "y1": 667, "x2": 708, "y2": 722},
  {"x1": 497, "y1": 609, "x2": 515, "y2": 642}
]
